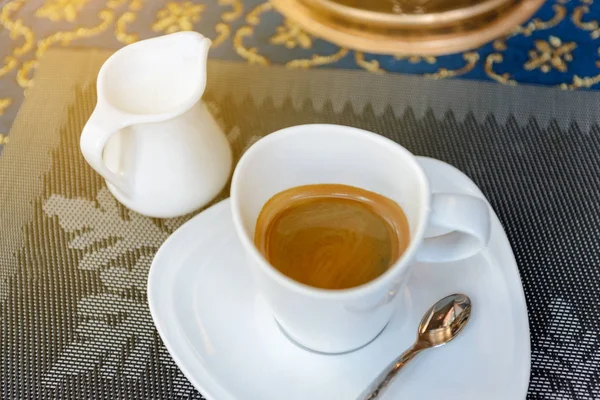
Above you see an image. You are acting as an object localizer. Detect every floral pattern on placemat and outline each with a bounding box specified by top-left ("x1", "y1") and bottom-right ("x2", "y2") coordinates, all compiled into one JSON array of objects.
[{"x1": 2, "y1": 66, "x2": 600, "y2": 398}]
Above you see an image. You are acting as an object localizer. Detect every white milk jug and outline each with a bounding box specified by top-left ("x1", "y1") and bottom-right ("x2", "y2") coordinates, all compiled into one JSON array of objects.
[{"x1": 80, "y1": 32, "x2": 232, "y2": 218}]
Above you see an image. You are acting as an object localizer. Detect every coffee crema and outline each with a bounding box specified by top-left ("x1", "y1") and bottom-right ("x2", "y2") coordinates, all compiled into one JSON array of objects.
[{"x1": 254, "y1": 184, "x2": 410, "y2": 290}]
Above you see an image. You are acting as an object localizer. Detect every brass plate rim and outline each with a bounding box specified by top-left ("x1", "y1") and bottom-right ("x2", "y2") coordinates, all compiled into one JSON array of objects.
[
  {"x1": 299, "y1": 0, "x2": 512, "y2": 28},
  {"x1": 270, "y1": 0, "x2": 545, "y2": 55}
]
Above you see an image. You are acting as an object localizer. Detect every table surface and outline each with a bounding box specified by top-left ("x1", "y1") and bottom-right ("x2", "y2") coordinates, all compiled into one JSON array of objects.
[
  {"x1": 1, "y1": 0, "x2": 600, "y2": 144},
  {"x1": 2, "y1": 1, "x2": 600, "y2": 399}
]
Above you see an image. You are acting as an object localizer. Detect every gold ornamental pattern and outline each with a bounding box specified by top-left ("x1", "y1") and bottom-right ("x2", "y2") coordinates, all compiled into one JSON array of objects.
[{"x1": 0, "y1": 0, "x2": 598, "y2": 150}]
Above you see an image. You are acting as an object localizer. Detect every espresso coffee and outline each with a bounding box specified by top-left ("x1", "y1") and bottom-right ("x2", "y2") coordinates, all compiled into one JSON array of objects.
[{"x1": 254, "y1": 184, "x2": 410, "y2": 290}]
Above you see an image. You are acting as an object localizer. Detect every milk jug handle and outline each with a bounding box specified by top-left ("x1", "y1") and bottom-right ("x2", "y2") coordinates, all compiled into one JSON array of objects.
[{"x1": 80, "y1": 109, "x2": 129, "y2": 195}]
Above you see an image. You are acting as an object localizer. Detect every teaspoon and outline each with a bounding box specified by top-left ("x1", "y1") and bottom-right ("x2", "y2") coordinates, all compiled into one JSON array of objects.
[{"x1": 358, "y1": 293, "x2": 472, "y2": 399}]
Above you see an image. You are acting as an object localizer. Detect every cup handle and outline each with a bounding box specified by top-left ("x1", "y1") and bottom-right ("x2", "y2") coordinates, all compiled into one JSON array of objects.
[
  {"x1": 416, "y1": 193, "x2": 491, "y2": 263},
  {"x1": 80, "y1": 108, "x2": 129, "y2": 195}
]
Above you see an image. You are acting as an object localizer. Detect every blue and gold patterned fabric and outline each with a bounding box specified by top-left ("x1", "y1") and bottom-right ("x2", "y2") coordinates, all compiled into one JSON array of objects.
[{"x1": 0, "y1": 0, "x2": 599, "y2": 142}]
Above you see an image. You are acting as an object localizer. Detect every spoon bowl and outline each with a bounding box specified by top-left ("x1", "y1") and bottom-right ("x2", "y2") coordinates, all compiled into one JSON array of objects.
[{"x1": 418, "y1": 293, "x2": 471, "y2": 347}]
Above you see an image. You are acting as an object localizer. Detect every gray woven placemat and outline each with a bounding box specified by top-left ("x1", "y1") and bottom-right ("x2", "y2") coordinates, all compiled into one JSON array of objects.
[{"x1": 1, "y1": 48, "x2": 599, "y2": 399}]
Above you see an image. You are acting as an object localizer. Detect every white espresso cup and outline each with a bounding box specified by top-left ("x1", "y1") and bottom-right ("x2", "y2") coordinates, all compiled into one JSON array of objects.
[{"x1": 230, "y1": 124, "x2": 490, "y2": 354}]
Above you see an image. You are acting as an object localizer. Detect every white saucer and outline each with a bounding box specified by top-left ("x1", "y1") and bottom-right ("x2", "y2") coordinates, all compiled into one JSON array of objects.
[{"x1": 148, "y1": 157, "x2": 530, "y2": 400}]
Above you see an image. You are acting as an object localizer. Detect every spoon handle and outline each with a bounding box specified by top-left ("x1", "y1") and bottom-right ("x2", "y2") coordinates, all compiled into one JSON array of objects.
[{"x1": 358, "y1": 341, "x2": 428, "y2": 400}]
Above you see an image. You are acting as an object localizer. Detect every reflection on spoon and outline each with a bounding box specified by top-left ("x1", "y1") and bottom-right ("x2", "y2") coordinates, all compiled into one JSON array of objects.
[{"x1": 358, "y1": 293, "x2": 472, "y2": 399}]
